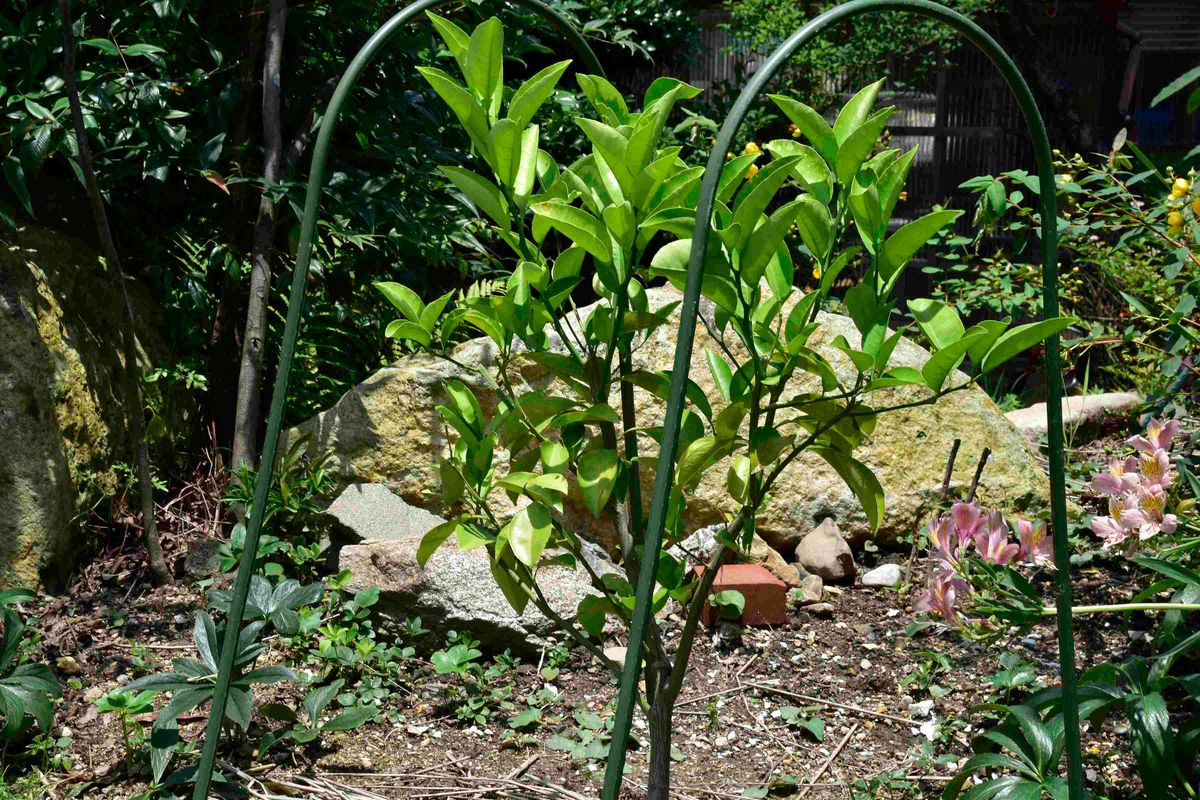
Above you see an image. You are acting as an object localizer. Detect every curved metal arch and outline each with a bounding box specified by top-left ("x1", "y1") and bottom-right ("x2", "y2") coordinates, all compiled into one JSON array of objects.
[
  {"x1": 192, "y1": 5, "x2": 604, "y2": 797},
  {"x1": 602, "y1": 1, "x2": 1083, "y2": 798}
]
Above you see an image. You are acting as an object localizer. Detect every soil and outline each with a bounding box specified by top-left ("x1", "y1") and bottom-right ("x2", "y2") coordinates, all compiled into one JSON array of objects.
[{"x1": 19, "y1": 533, "x2": 1146, "y2": 800}]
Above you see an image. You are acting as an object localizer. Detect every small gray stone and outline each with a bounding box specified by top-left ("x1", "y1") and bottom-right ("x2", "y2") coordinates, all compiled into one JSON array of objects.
[
  {"x1": 335, "y1": 486, "x2": 616, "y2": 653},
  {"x1": 803, "y1": 602, "x2": 835, "y2": 617},
  {"x1": 908, "y1": 699, "x2": 934, "y2": 719},
  {"x1": 799, "y1": 574, "x2": 824, "y2": 605},
  {"x1": 794, "y1": 519, "x2": 857, "y2": 582},
  {"x1": 861, "y1": 563, "x2": 904, "y2": 588},
  {"x1": 323, "y1": 483, "x2": 447, "y2": 543}
]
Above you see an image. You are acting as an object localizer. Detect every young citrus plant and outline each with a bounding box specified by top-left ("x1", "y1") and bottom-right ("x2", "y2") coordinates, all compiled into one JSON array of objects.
[{"x1": 380, "y1": 15, "x2": 1071, "y2": 796}]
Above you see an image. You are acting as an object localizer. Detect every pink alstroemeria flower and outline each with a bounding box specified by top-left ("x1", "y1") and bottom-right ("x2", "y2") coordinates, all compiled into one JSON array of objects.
[
  {"x1": 974, "y1": 524, "x2": 1019, "y2": 565},
  {"x1": 1091, "y1": 456, "x2": 1141, "y2": 497},
  {"x1": 1120, "y1": 487, "x2": 1179, "y2": 540},
  {"x1": 1091, "y1": 514, "x2": 1129, "y2": 549},
  {"x1": 927, "y1": 513, "x2": 959, "y2": 569},
  {"x1": 951, "y1": 502, "x2": 987, "y2": 546},
  {"x1": 1128, "y1": 418, "x2": 1181, "y2": 455},
  {"x1": 1138, "y1": 449, "x2": 1175, "y2": 492},
  {"x1": 1016, "y1": 519, "x2": 1054, "y2": 566},
  {"x1": 915, "y1": 571, "x2": 970, "y2": 624}
]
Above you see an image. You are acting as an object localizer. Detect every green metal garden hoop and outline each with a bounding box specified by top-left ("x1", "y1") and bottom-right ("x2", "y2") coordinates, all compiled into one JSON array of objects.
[
  {"x1": 600, "y1": 1, "x2": 1083, "y2": 799},
  {"x1": 190, "y1": 4, "x2": 603, "y2": 797}
]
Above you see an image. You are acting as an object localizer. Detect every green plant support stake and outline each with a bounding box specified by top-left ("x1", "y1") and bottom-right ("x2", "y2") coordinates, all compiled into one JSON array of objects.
[
  {"x1": 189, "y1": 4, "x2": 603, "y2": 797},
  {"x1": 601, "y1": 1, "x2": 1084, "y2": 799}
]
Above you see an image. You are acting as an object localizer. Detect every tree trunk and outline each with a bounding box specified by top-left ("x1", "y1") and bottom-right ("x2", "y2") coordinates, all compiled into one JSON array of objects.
[
  {"x1": 230, "y1": 0, "x2": 287, "y2": 474},
  {"x1": 646, "y1": 690, "x2": 674, "y2": 800},
  {"x1": 58, "y1": 0, "x2": 170, "y2": 585}
]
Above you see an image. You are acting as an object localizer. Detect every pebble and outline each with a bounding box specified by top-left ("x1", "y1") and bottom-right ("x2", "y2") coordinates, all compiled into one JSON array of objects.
[
  {"x1": 803, "y1": 603, "x2": 834, "y2": 618},
  {"x1": 861, "y1": 563, "x2": 904, "y2": 588},
  {"x1": 908, "y1": 699, "x2": 934, "y2": 719},
  {"x1": 56, "y1": 656, "x2": 83, "y2": 675}
]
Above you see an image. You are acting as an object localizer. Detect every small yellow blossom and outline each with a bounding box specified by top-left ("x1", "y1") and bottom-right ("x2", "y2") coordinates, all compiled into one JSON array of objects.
[
  {"x1": 898, "y1": 191, "x2": 908, "y2": 202},
  {"x1": 1168, "y1": 210, "x2": 1185, "y2": 228},
  {"x1": 746, "y1": 163, "x2": 760, "y2": 178},
  {"x1": 1172, "y1": 177, "x2": 1191, "y2": 197},
  {"x1": 744, "y1": 142, "x2": 761, "y2": 155},
  {"x1": 812, "y1": 265, "x2": 822, "y2": 279},
  {"x1": 1192, "y1": 196, "x2": 1200, "y2": 217}
]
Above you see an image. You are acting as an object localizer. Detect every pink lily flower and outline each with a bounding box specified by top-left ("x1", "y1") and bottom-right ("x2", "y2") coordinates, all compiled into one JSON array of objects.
[
  {"x1": 1128, "y1": 418, "x2": 1181, "y2": 455},
  {"x1": 974, "y1": 524, "x2": 1019, "y2": 564},
  {"x1": 951, "y1": 502, "x2": 987, "y2": 546},
  {"x1": 915, "y1": 571, "x2": 970, "y2": 624},
  {"x1": 1138, "y1": 449, "x2": 1175, "y2": 491},
  {"x1": 1091, "y1": 456, "x2": 1141, "y2": 497},
  {"x1": 1120, "y1": 486, "x2": 1179, "y2": 540},
  {"x1": 927, "y1": 513, "x2": 959, "y2": 569},
  {"x1": 1016, "y1": 519, "x2": 1054, "y2": 566},
  {"x1": 1091, "y1": 514, "x2": 1129, "y2": 549}
]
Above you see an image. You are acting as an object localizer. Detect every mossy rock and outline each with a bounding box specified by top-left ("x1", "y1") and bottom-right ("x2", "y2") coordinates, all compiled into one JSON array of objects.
[{"x1": 0, "y1": 224, "x2": 160, "y2": 588}]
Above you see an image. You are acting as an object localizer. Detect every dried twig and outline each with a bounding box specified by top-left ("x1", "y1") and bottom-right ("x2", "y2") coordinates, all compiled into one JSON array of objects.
[
  {"x1": 797, "y1": 723, "x2": 858, "y2": 799},
  {"x1": 742, "y1": 681, "x2": 912, "y2": 725},
  {"x1": 967, "y1": 447, "x2": 992, "y2": 503}
]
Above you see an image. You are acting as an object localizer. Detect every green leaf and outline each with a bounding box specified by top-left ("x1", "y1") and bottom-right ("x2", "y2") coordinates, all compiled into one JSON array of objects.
[
  {"x1": 327, "y1": 705, "x2": 378, "y2": 731},
  {"x1": 532, "y1": 202, "x2": 611, "y2": 263},
  {"x1": 833, "y1": 79, "x2": 885, "y2": 144},
  {"x1": 922, "y1": 333, "x2": 985, "y2": 392},
  {"x1": 426, "y1": 12, "x2": 469, "y2": 71},
  {"x1": 2, "y1": 155, "x2": 32, "y2": 217},
  {"x1": 812, "y1": 447, "x2": 884, "y2": 532},
  {"x1": 880, "y1": 210, "x2": 962, "y2": 292},
  {"x1": 763, "y1": 140, "x2": 833, "y2": 205},
  {"x1": 742, "y1": 197, "x2": 805, "y2": 283},
  {"x1": 711, "y1": 590, "x2": 745, "y2": 619},
  {"x1": 509, "y1": 60, "x2": 570, "y2": 128},
  {"x1": 835, "y1": 107, "x2": 893, "y2": 187},
  {"x1": 440, "y1": 166, "x2": 509, "y2": 230},
  {"x1": 578, "y1": 449, "x2": 619, "y2": 516},
  {"x1": 1152, "y1": 65, "x2": 1200, "y2": 107},
  {"x1": 768, "y1": 95, "x2": 836, "y2": 163},
  {"x1": 375, "y1": 281, "x2": 423, "y2": 321},
  {"x1": 577, "y1": 118, "x2": 633, "y2": 194},
  {"x1": 979, "y1": 317, "x2": 1074, "y2": 373},
  {"x1": 508, "y1": 504, "x2": 553, "y2": 568},
  {"x1": 417, "y1": 520, "x2": 458, "y2": 567},
  {"x1": 907, "y1": 298, "x2": 964, "y2": 350},
  {"x1": 385, "y1": 320, "x2": 432, "y2": 347},
  {"x1": 81, "y1": 38, "x2": 120, "y2": 55},
  {"x1": 465, "y1": 17, "x2": 504, "y2": 118},
  {"x1": 415, "y1": 66, "x2": 491, "y2": 154},
  {"x1": 792, "y1": 194, "x2": 834, "y2": 263},
  {"x1": 490, "y1": 556, "x2": 530, "y2": 615},
  {"x1": 705, "y1": 350, "x2": 733, "y2": 402},
  {"x1": 731, "y1": 156, "x2": 800, "y2": 249}
]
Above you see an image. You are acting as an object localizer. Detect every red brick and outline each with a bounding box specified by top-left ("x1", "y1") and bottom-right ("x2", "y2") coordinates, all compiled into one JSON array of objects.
[{"x1": 695, "y1": 563, "x2": 788, "y2": 627}]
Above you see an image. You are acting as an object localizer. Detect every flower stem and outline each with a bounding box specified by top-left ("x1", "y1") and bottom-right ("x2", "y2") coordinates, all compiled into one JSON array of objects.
[{"x1": 1042, "y1": 602, "x2": 1200, "y2": 616}]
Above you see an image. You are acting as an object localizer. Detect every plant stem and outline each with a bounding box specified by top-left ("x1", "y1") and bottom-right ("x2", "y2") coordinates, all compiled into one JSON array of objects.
[{"x1": 1042, "y1": 602, "x2": 1200, "y2": 616}]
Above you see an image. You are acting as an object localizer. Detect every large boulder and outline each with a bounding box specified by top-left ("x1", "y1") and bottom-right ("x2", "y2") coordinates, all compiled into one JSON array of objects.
[
  {"x1": 328, "y1": 483, "x2": 613, "y2": 651},
  {"x1": 285, "y1": 286, "x2": 1050, "y2": 554},
  {"x1": 0, "y1": 224, "x2": 160, "y2": 588}
]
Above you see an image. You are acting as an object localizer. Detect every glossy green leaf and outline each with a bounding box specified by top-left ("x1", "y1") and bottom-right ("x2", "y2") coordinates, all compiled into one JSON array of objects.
[
  {"x1": 415, "y1": 66, "x2": 491, "y2": 154},
  {"x1": 578, "y1": 449, "x2": 619, "y2": 516},
  {"x1": 508, "y1": 60, "x2": 571, "y2": 129},
  {"x1": 768, "y1": 94, "x2": 836, "y2": 163},
  {"x1": 833, "y1": 78, "x2": 884, "y2": 144},
  {"x1": 812, "y1": 446, "x2": 884, "y2": 532},
  {"x1": 979, "y1": 317, "x2": 1075, "y2": 373},
  {"x1": 465, "y1": 17, "x2": 504, "y2": 118},
  {"x1": 908, "y1": 298, "x2": 964, "y2": 350},
  {"x1": 508, "y1": 504, "x2": 553, "y2": 567},
  {"x1": 440, "y1": 166, "x2": 509, "y2": 230},
  {"x1": 532, "y1": 201, "x2": 611, "y2": 263}
]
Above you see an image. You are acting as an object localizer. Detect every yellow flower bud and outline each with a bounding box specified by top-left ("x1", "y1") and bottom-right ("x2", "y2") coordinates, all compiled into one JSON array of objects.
[
  {"x1": 1173, "y1": 177, "x2": 1190, "y2": 196},
  {"x1": 744, "y1": 142, "x2": 761, "y2": 155},
  {"x1": 1192, "y1": 196, "x2": 1200, "y2": 217},
  {"x1": 1168, "y1": 210, "x2": 1185, "y2": 228},
  {"x1": 812, "y1": 265, "x2": 822, "y2": 279},
  {"x1": 746, "y1": 163, "x2": 760, "y2": 178}
]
